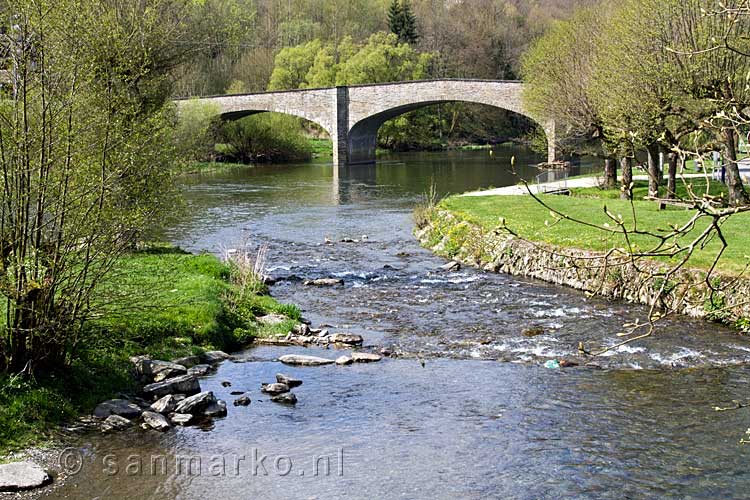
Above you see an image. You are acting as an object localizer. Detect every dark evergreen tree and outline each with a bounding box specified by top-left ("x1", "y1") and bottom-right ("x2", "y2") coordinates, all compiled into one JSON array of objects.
[
  {"x1": 400, "y1": 0, "x2": 419, "y2": 44},
  {"x1": 387, "y1": 0, "x2": 404, "y2": 39},
  {"x1": 387, "y1": 0, "x2": 418, "y2": 45}
]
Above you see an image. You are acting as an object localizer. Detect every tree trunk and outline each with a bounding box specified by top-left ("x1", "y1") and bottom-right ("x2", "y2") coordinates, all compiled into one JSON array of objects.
[
  {"x1": 620, "y1": 156, "x2": 633, "y2": 200},
  {"x1": 604, "y1": 157, "x2": 617, "y2": 189},
  {"x1": 722, "y1": 128, "x2": 749, "y2": 205},
  {"x1": 666, "y1": 152, "x2": 678, "y2": 199},
  {"x1": 646, "y1": 143, "x2": 661, "y2": 198}
]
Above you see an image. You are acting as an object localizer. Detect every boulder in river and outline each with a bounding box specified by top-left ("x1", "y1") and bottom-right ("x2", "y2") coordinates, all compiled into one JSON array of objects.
[
  {"x1": 169, "y1": 413, "x2": 194, "y2": 426},
  {"x1": 143, "y1": 375, "x2": 200, "y2": 399},
  {"x1": 261, "y1": 383, "x2": 290, "y2": 395},
  {"x1": 93, "y1": 399, "x2": 143, "y2": 419},
  {"x1": 522, "y1": 327, "x2": 545, "y2": 338},
  {"x1": 233, "y1": 396, "x2": 252, "y2": 406},
  {"x1": 200, "y1": 350, "x2": 231, "y2": 364},
  {"x1": 275, "y1": 373, "x2": 303, "y2": 388},
  {"x1": 204, "y1": 400, "x2": 228, "y2": 418},
  {"x1": 329, "y1": 333, "x2": 364, "y2": 346},
  {"x1": 171, "y1": 355, "x2": 200, "y2": 368},
  {"x1": 440, "y1": 261, "x2": 461, "y2": 272},
  {"x1": 142, "y1": 411, "x2": 171, "y2": 432},
  {"x1": 292, "y1": 323, "x2": 310, "y2": 335},
  {"x1": 175, "y1": 391, "x2": 216, "y2": 415},
  {"x1": 351, "y1": 352, "x2": 382, "y2": 363},
  {"x1": 0, "y1": 462, "x2": 52, "y2": 492},
  {"x1": 302, "y1": 278, "x2": 344, "y2": 287},
  {"x1": 150, "y1": 394, "x2": 185, "y2": 414},
  {"x1": 221, "y1": 381, "x2": 232, "y2": 387},
  {"x1": 188, "y1": 364, "x2": 212, "y2": 377},
  {"x1": 102, "y1": 415, "x2": 133, "y2": 431},
  {"x1": 131, "y1": 358, "x2": 187, "y2": 382},
  {"x1": 271, "y1": 392, "x2": 298, "y2": 405},
  {"x1": 279, "y1": 354, "x2": 335, "y2": 366},
  {"x1": 335, "y1": 355, "x2": 353, "y2": 365}
]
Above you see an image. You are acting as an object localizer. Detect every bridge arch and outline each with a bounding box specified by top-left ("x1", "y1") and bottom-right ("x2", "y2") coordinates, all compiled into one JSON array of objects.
[
  {"x1": 344, "y1": 80, "x2": 555, "y2": 165},
  {"x1": 347, "y1": 99, "x2": 550, "y2": 164}
]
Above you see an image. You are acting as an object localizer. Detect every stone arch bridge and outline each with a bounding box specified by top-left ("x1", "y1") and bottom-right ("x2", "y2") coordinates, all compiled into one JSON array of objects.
[{"x1": 177, "y1": 79, "x2": 555, "y2": 165}]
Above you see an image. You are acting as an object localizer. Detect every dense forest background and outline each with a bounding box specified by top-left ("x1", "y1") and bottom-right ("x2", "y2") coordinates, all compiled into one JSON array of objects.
[{"x1": 173, "y1": 0, "x2": 594, "y2": 157}]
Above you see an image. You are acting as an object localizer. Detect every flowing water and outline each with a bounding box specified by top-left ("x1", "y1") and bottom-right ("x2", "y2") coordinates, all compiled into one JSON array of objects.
[{"x1": 43, "y1": 148, "x2": 750, "y2": 499}]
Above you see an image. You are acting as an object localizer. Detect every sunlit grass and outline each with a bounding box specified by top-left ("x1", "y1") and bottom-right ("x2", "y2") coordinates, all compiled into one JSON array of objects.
[{"x1": 442, "y1": 194, "x2": 750, "y2": 275}]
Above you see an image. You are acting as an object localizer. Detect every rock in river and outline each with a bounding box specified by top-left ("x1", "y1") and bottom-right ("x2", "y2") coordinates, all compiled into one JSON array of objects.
[
  {"x1": 522, "y1": 327, "x2": 545, "y2": 338},
  {"x1": 131, "y1": 357, "x2": 187, "y2": 382},
  {"x1": 200, "y1": 350, "x2": 231, "y2": 364},
  {"x1": 102, "y1": 415, "x2": 133, "y2": 431},
  {"x1": 0, "y1": 462, "x2": 52, "y2": 492},
  {"x1": 351, "y1": 352, "x2": 382, "y2": 363},
  {"x1": 169, "y1": 413, "x2": 193, "y2": 426},
  {"x1": 143, "y1": 375, "x2": 200, "y2": 399},
  {"x1": 271, "y1": 392, "x2": 298, "y2": 405},
  {"x1": 261, "y1": 383, "x2": 290, "y2": 395},
  {"x1": 278, "y1": 354, "x2": 335, "y2": 366},
  {"x1": 171, "y1": 355, "x2": 200, "y2": 368},
  {"x1": 204, "y1": 400, "x2": 228, "y2": 418},
  {"x1": 329, "y1": 333, "x2": 364, "y2": 345},
  {"x1": 94, "y1": 399, "x2": 143, "y2": 419},
  {"x1": 302, "y1": 278, "x2": 343, "y2": 286},
  {"x1": 335, "y1": 355, "x2": 353, "y2": 365},
  {"x1": 150, "y1": 394, "x2": 185, "y2": 414},
  {"x1": 175, "y1": 391, "x2": 216, "y2": 415},
  {"x1": 233, "y1": 396, "x2": 251, "y2": 406},
  {"x1": 188, "y1": 364, "x2": 212, "y2": 377},
  {"x1": 275, "y1": 373, "x2": 303, "y2": 388},
  {"x1": 142, "y1": 411, "x2": 171, "y2": 431},
  {"x1": 440, "y1": 261, "x2": 461, "y2": 272}
]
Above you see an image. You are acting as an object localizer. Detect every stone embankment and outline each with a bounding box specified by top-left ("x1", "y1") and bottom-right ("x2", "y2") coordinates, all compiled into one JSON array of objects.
[{"x1": 416, "y1": 208, "x2": 750, "y2": 328}]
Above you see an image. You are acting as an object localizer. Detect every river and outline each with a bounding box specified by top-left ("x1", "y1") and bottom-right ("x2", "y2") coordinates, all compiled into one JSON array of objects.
[{"x1": 43, "y1": 147, "x2": 750, "y2": 499}]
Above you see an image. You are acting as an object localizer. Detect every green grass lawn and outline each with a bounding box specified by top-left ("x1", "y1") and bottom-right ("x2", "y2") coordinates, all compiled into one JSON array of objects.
[
  {"x1": 0, "y1": 246, "x2": 298, "y2": 452},
  {"x1": 442, "y1": 193, "x2": 750, "y2": 275},
  {"x1": 309, "y1": 138, "x2": 332, "y2": 156},
  {"x1": 570, "y1": 178, "x2": 728, "y2": 200}
]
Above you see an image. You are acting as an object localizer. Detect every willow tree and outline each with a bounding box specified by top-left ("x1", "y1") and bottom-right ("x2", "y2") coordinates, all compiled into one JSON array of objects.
[
  {"x1": 521, "y1": 5, "x2": 622, "y2": 191},
  {"x1": 0, "y1": 0, "x2": 202, "y2": 374}
]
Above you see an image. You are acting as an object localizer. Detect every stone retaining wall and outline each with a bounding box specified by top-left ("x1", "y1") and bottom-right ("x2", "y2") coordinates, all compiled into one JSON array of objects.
[{"x1": 416, "y1": 208, "x2": 750, "y2": 330}]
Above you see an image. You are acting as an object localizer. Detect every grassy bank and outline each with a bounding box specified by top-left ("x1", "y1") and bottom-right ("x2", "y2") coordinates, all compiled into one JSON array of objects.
[
  {"x1": 0, "y1": 246, "x2": 298, "y2": 452},
  {"x1": 570, "y1": 178, "x2": 728, "y2": 200},
  {"x1": 441, "y1": 190, "x2": 750, "y2": 275}
]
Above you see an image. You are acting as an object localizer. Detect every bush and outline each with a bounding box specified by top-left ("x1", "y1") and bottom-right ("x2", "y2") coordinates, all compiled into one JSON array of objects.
[{"x1": 217, "y1": 113, "x2": 313, "y2": 163}]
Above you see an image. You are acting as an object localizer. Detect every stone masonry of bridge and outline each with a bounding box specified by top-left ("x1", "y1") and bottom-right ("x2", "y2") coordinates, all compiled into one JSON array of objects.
[{"x1": 177, "y1": 79, "x2": 556, "y2": 165}]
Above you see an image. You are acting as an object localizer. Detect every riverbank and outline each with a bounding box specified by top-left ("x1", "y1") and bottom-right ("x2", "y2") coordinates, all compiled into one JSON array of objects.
[
  {"x1": 416, "y1": 194, "x2": 750, "y2": 332},
  {"x1": 0, "y1": 246, "x2": 298, "y2": 454}
]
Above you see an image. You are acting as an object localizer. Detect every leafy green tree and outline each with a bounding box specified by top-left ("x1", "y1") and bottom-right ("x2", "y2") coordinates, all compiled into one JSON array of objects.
[
  {"x1": 335, "y1": 32, "x2": 431, "y2": 84},
  {"x1": 267, "y1": 39, "x2": 324, "y2": 90},
  {"x1": 522, "y1": 5, "x2": 627, "y2": 194},
  {"x1": 0, "y1": 0, "x2": 205, "y2": 374}
]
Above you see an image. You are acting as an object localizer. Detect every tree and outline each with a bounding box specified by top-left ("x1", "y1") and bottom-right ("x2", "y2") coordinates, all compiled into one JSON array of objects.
[
  {"x1": 267, "y1": 39, "x2": 323, "y2": 90},
  {"x1": 387, "y1": 0, "x2": 418, "y2": 45},
  {"x1": 522, "y1": 5, "x2": 622, "y2": 192},
  {"x1": 0, "y1": 0, "x2": 201, "y2": 374}
]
